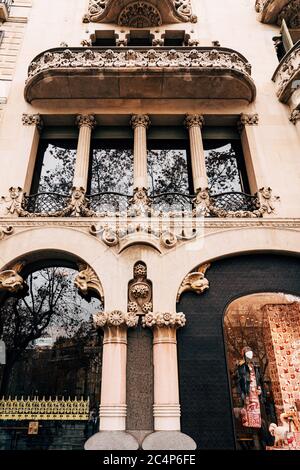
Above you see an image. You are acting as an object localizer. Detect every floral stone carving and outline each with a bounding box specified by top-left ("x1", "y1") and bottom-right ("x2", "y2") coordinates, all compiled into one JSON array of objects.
[
  {"x1": 93, "y1": 310, "x2": 139, "y2": 328},
  {"x1": 128, "y1": 262, "x2": 152, "y2": 315},
  {"x1": 142, "y1": 312, "x2": 186, "y2": 328}
]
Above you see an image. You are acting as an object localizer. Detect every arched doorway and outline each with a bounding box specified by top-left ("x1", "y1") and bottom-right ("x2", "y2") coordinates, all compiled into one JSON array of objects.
[
  {"x1": 177, "y1": 253, "x2": 300, "y2": 450},
  {"x1": 224, "y1": 293, "x2": 300, "y2": 450},
  {"x1": 0, "y1": 256, "x2": 104, "y2": 450}
]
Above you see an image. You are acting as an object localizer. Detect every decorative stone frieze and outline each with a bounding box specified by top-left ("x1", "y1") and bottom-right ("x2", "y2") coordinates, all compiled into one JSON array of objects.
[
  {"x1": 0, "y1": 225, "x2": 14, "y2": 240},
  {"x1": 142, "y1": 312, "x2": 186, "y2": 329},
  {"x1": 177, "y1": 263, "x2": 210, "y2": 302},
  {"x1": 86, "y1": 0, "x2": 196, "y2": 24},
  {"x1": 22, "y1": 113, "x2": 44, "y2": 130},
  {"x1": 0, "y1": 262, "x2": 26, "y2": 294},
  {"x1": 128, "y1": 262, "x2": 152, "y2": 315},
  {"x1": 93, "y1": 310, "x2": 139, "y2": 329},
  {"x1": 290, "y1": 108, "x2": 300, "y2": 124},
  {"x1": 25, "y1": 47, "x2": 255, "y2": 103},
  {"x1": 74, "y1": 264, "x2": 104, "y2": 302},
  {"x1": 272, "y1": 44, "x2": 300, "y2": 103}
]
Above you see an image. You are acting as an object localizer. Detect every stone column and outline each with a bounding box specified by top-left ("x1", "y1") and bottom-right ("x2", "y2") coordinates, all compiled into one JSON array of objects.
[
  {"x1": 130, "y1": 114, "x2": 151, "y2": 190},
  {"x1": 85, "y1": 310, "x2": 139, "y2": 450},
  {"x1": 73, "y1": 115, "x2": 96, "y2": 190},
  {"x1": 142, "y1": 312, "x2": 196, "y2": 450},
  {"x1": 184, "y1": 114, "x2": 207, "y2": 192},
  {"x1": 22, "y1": 114, "x2": 44, "y2": 194},
  {"x1": 238, "y1": 113, "x2": 262, "y2": 194}
]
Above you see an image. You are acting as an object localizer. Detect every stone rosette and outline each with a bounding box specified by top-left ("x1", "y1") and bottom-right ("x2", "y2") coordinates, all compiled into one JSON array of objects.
[
  {"x1": 142, "y1": 312, "x2": 186, "y2": 328},
  {"x1": 93, "y1": 310, "x2": 139, "y2": 328}
]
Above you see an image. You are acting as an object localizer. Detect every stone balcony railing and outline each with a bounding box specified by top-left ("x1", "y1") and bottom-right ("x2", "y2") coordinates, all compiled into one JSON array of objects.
[
  {"x1": 24, "y1": 46, "x2": 256, "y2": 103},
  {"x1": 272, "y1": 41, "x2": 300, "y2": 103}
]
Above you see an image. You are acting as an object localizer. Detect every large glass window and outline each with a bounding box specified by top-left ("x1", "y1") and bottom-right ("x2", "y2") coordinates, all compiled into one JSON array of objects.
[
  {"x1": 204, "y1": 139, "x2": 250, "y2": 195},
  {"x1": 31, "y1": 139, "x2": 77, "y2": 195},
  {"x1": 147, "y1": 140, "x2": 192, "y2": 196}
]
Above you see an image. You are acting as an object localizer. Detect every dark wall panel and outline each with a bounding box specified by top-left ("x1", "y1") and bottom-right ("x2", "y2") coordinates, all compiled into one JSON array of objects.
[{"x1": 177, "y1": 254, "x2": 300, "y2": 449}]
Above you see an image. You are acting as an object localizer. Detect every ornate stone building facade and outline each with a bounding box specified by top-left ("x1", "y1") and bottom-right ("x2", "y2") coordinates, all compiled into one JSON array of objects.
[{"x1": 0, "y1": 0, "x2": 300, "y2": 451}]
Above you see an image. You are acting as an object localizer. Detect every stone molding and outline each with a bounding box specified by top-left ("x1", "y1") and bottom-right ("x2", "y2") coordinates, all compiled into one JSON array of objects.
[
  {"x1": 75, "y1": 114, "x2": 97, "y2": 129},
  {"x1": 272, "y1": 43, "x2": 300, "y2": 103},
  {"x1": 99, "y1": 404, "x2": 127, "y2": 418},
  {"x1": 184, "y1": 114, "x2": 205, "y2": 129},
  {"x1": 142, "y1": 312, "x2": 186, "y2": 329},
  {"x1": 153, "y1": 404, "x2": 181, "y2": 418},
  {"x1": 74, "y1": 264, "x2": 104, "y2": 302},
  {"x1": 86, "y1": 0, "x2": 197, "y2": 24},
  {"x1": 93, "y1": 310, "x2": 139, "y2": 328},
  {"x1": 177, "y1": 263, "x2": 210, "y2": 302}
]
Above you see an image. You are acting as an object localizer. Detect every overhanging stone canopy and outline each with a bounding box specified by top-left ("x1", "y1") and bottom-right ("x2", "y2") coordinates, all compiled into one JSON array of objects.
[
  {"x1": 24, "y1": 47, "x2": 256, "y2": 103},
  {"x1": 86, "y1": 0, "x2": 197, "y2": 25},
  {"x1": 256, "y1": 0, "x2": 300, "y2": 28},
  {"x1": 272, "y1": 42, "x2": 300, "y2": 103}
]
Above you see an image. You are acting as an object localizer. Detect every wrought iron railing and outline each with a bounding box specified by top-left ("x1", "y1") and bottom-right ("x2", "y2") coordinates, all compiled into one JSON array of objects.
[
  {"x1": 23, "y1": 192, "x2": 71, "y2": 214},
  {"x1": 87, "y1": 192, "x2": 131, "y2": 213},
  {"x1": 21, "y1": 190, "x2": 259, "y2": 216},
  {"x1": 210, "y1": 191, "x2": 258, "y2": 213},
  {"x1": 151, "y1": 192, "x2": 195, "y2": 213}
]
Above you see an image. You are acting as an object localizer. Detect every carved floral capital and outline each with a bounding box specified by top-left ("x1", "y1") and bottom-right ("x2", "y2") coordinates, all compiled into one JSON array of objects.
[
  {"x1": 93, "y1": 310, "x2": 139, "y2": 328},
  {"x1": 130, "y1": 114, "x2": 151, "y2": 130},
  {"x1": 22, "y1": 113, "x2": 44, "y2": 130},
  {"x1": 184, "y1": 114, "x2": 205, "y2": 129},
  {"x1": 238, "y1": 113, "x2": 259, "y2": 131},
  {"x1": 76, "y1": 114, "x2": 97, "y2": 130},
  {"x1": 142, "y1": 312, "x2": 186, "y2": 329}
]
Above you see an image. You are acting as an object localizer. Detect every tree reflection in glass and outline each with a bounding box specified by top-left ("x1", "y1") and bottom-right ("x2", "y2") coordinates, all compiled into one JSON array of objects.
[{"x1": 0, "y1": 267, "x2": 103, "y2": 404}]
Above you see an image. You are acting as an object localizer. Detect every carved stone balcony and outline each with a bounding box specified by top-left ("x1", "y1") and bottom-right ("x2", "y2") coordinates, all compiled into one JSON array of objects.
[
  {"x1": 255, "y1": 0, "x2": 300, "y2": 27},
  {"x1": 272, "y1": 41, "x2": 300, "y2": 103},
  {"x1": 24, "y1": 47, "x2": 256, "y2": 103}
]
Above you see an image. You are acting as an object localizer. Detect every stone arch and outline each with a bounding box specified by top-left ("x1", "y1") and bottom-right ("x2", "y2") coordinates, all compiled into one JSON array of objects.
[{"x1": 176, "y1": 253, "x2": 300, "y2": 449}]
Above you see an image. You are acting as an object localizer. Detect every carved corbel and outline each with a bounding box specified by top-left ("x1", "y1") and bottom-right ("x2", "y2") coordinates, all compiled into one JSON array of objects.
[
  {"x1": 177, "y1": 263, "x2": 211, "y2": 302},
  {"x1": 0, "y1": 262, "x2": 26, "y2": 294},
  {"x1": 74, "y1": 264, "x2": 104, "y2": 302}
]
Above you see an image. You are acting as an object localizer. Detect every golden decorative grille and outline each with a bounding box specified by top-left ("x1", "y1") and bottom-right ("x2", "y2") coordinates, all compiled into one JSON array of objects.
[{"x1": 0, "y1": 396, "x2": 90, "y2": 421}]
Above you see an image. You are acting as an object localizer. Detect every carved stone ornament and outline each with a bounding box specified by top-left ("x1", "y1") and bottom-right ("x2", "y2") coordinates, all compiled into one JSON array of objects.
[
  {"x1": 142, "y1": 311, "x2": 186, "y2": 329},
  {"x1": 238, "y1": 113, "x2": 259, "y2": 131},
  {"x1": 257, "y1": 187, "x2": 280, "y2": 214},
  {"x1": 93, "y1": 310, "x2": 139, "y2": 328},
  {"x1": 74, "y1": 264, "x2": 104, "y2": 302},
  {"x1": 22, "y1": 113, "x2": 44, "y2": 130},
  {"x1": 177, "y1": 263, "x2": 211, "y2": 302},
  {"x1": 0, "y1": 225, "x2": 14, "y2": 241},
  {"x1": 0, "y1": 262, "x2": 26, "y2": 294},
  {"x1": 193, "y1": 188, "x2": 211, "y2": 217},
  {"x1": 75, "y1": 114, "x2": 97, "y2": 130},
  {"x1": 290, "y1": 108, "x2": 300, "y2": 124},
  {"x1": 128, "y1": 187, "x2": 152, "y2": 217},
  {"x1": 278, "y1": 0, "x2": 300, "y2": 28},
  {"x1": 86, "y1": 0, "x2": 196, "y2": 24},
  {"x1": 184, "y1": 114, "x2": 205, "y2": 129},
  {"x1": 272, "y1": 46, "x2": 300, "y2": 103},
  {"x1": 128, "y1": 262, "x2": 152, "y2": 315},
  {"x1": 0, "y1": 187, "x2": 28, "y2": 218},
  {"x1": 130, "y1": 114, "x2": 151, "y2": 130}
]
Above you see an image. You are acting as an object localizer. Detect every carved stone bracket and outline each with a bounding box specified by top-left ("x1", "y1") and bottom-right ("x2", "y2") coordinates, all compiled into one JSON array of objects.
[
  {"x1": 142, "y1": 311, "x2": 186, "y2": 329},
  {"x1": 0, "y1": 262, "x2": 26, "y2": 294},
  {"x1": 74, "y1": 264, "x2": 104, "y2": 302},
  {"x1": 128, "y1": 262, "x2": 152, "y2": 315},
  {"x1": 86, "y1": 0, "x2": 196, "y2": 24},
  {"x1": 177, "y1": 263, "x2": 210, "y2": 302},
  {"x1": 0, "y1": 225, "x2": 14, "y2": 241},
  {"x1": 93, "y1": 310, "x2": 139, "y2": 328},
  {"x1": 290, "y1": 108, "x2": 300, "y2": 124}
]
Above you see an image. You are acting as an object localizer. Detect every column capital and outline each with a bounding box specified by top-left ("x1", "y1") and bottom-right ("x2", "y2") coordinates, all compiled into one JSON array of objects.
[
  {"x1": 142, "y1": 312, "x2": 186, "y2": 329},
  {"x1": 22, "y1": 113, "x2": 44, "y2": 131},
  {"x1": 238, "y1": 113, "x2": 259, "y2": 131},
  {"x1": 93, "y1": 310, "x2": 139, "y2": 329},
  {"x1": 290, "y1": 108, "x2": 300, "y2": 125},
  {"x1": 130, "y1": 114, "x2": 151, "y2": 130},
  {"x1": 184, "y1": 114, "x2": 205, "y2": 129},
  {"x1": 76, "y1": 114, "x2": 97, "y2": 129}
]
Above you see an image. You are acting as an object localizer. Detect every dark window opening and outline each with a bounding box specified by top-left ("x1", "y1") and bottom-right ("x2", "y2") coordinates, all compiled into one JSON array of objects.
[
  {"x1": 163, "y1": 30, "x2": 186, "y2": 47},
  {"x1": 31, "y1": 138, "x2": 77, "y2": 195},
  {"x1": 91, "y1": 30, "x2": 117, "y2": 47},
  {"x1": 127, "y1": 30, "x2": 153, "y2": 47},
  {"x1": 203, "y1": 139, "x2": 250, "y2": 195}
]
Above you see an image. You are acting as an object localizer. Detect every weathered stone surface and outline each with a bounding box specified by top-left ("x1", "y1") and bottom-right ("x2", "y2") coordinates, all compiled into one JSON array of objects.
[{"x1": 84, "y1": 431, "x2": 139, "y2": 450}]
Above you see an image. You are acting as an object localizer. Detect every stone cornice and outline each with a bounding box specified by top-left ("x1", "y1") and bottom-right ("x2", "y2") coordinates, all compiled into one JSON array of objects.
[{"x1": 272, "y1": 42, "x2": 300, "y2": 103}]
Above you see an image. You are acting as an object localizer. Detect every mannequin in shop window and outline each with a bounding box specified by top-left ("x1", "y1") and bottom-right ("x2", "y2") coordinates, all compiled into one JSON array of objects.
[{"x1": 235, "y1": 346, "x2": 264, "y2": 428}]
